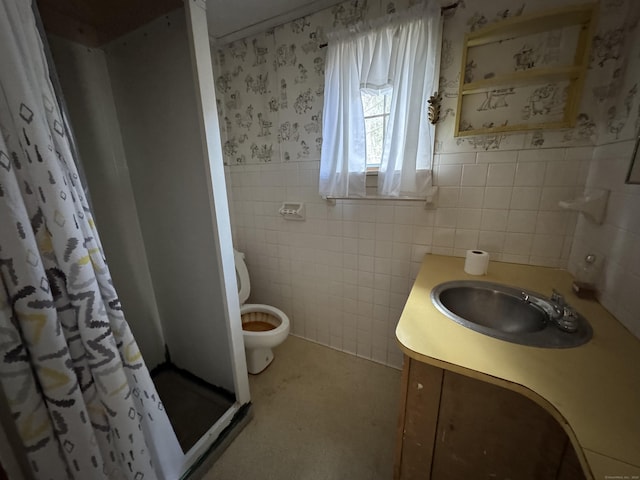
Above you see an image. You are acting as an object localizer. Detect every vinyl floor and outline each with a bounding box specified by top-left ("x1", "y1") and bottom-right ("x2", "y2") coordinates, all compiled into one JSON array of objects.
[{"x1": 203, "y1": 335, "x2": 401, "y2": 480}]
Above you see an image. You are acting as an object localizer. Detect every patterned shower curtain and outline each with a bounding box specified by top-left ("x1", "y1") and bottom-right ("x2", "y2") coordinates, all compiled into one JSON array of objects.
[{"x1": 0, "y1": 0, "x2": 181, "y2": 478}]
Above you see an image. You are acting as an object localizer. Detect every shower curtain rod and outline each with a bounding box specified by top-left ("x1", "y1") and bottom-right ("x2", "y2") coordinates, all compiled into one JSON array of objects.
[{"x1": 318, "y1": 1, "x2": 459, "y2": 48}]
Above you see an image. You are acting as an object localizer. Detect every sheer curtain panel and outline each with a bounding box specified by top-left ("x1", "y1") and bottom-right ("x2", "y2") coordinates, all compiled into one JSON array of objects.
[{"x1": 319, "y1": 1, "x2": 442, "y2": 198}]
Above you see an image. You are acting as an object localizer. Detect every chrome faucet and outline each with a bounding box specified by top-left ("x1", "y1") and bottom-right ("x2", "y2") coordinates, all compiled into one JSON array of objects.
[{"x1": 549, "y1": 289, "x2": 579, "y2": 333}]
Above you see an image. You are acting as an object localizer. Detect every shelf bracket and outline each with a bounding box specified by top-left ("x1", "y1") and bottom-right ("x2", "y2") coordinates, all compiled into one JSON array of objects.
[{"x1": 558, "y1": 188, "x2": 609, "y2": 225}]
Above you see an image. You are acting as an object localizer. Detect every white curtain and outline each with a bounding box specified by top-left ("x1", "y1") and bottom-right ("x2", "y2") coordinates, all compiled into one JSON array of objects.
[
  {"x1": 319, "y1": 36, "x2": 367, "y2": 197},
  {"x1": 0, "y1": 0, "x2": 181, "y2": 478},
  {"x1": 319, "y1": 1, "x2": 442, "y2": 198}
]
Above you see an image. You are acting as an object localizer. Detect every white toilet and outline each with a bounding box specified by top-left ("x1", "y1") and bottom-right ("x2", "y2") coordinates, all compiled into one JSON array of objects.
[{"x1": 234, "y1": 249, "x2": 290, "y2": 374}]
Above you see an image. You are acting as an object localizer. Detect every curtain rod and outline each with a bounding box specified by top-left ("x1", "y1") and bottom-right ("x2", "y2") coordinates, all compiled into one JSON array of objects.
[{"x1": 318, "y1": 1, "x2": 459, "y2": 48}]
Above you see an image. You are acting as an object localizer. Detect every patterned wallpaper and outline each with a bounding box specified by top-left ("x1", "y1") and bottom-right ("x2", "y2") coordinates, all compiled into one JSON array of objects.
[
  {"x1": 213, "y1": 0, "x2": 640, "y2": 165},
  {"x1": 438, "y1": 0, "x2": 640, "y2": 152},
  {"x1": 213, "y1": 0, "x2": 407, "y2": 166}
]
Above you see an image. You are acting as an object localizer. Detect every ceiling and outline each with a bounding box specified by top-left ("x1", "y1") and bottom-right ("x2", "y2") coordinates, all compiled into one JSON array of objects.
[
  {"x1": 37, "y1": 0, "x2": 344, "y2": 47},
  {"x1": 37, "y1": 0, "x2": 182, "y2": 47},
  {"x1": 206, "y1": 0, "x2": 344, "y2": 44}
]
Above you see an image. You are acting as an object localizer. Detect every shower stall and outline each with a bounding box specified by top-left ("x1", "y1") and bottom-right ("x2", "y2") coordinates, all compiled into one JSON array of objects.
[{"x1": 0, "y1": 0, "x2": 250, "y2": 478}]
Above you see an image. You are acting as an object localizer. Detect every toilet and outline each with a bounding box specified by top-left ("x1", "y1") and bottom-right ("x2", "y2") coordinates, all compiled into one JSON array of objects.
[{"x1": 234, "y1": 249, "x2": 290, "y2": 374}]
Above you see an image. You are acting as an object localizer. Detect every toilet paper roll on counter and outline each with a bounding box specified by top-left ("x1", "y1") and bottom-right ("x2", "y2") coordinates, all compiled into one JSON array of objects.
[{"x1": 464, "y1": 250, "x2": 490, "y2": 275}]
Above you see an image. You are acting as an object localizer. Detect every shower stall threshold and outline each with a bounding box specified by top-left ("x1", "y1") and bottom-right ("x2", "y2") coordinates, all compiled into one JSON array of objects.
[{"x1": 179, "y1": 402, "x2": 252, "y2": 479}]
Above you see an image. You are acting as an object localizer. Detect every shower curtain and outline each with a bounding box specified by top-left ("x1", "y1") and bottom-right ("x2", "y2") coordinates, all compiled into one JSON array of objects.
[{"x1": 0, "y1": 0, "x2": 180, "y2": 478}]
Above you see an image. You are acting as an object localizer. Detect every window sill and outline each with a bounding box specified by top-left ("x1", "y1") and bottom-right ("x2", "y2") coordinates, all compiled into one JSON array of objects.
[
  {"x1": 323, "y1": 183, "x2": 438, "y2": 205},
  {"x1": 323, "y1": 194, "x2": 431, "y2": 204}
]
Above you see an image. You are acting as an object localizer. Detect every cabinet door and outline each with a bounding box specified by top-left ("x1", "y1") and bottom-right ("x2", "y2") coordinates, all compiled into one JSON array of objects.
[
  {"x1": 395, "y1": 359, "x2": 443, "y2": 480},
  {"x1": 431, "y1": 371, "x2": 573, "y2": 480}
]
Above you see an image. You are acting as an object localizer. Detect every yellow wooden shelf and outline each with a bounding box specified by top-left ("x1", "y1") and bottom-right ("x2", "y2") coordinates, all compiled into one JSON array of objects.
[
  {"x1": 460, "y1": 66, "x2": 582, "y2": 95},
  {"x1": 457, "y1": 119, "x2": 573, "y2": 137},
  {"x1": 454, "y1": 3, "x2": 597, "y2": 137},
  {"x1": 465, "y1": 4, "x2": 595, "y2": 48}
]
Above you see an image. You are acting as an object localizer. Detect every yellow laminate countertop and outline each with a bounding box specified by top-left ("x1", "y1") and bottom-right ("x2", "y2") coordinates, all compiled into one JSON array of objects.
[{"x1": 395, "y1": 254, "x2": 640, "y2": 480}]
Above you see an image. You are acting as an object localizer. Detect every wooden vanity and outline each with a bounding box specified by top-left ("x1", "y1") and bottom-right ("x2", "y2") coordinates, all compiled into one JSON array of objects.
[
  {"x1": 394, "y1": 255, "x2": 640, "y2": 480},
  {"x1": 395, "y1": 358, "x2": 585, "y2": 479}
]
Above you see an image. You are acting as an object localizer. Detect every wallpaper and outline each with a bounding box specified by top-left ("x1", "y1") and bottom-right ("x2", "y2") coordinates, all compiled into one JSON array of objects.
[
  {"x1": 436, "y1": 0, "x2": 640, "y2": 152},
  {"x1": 214, "y1": 0, "x2": 414, "y2": 166},
  {"x1": 213, "y1": 0, "x2": 640, "y2": 166}
]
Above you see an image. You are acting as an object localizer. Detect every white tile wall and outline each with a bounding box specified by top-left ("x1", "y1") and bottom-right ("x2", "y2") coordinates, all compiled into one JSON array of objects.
[
  {"x1": 515, "y1": 163, "x2": 546, "y2": 186},
  {"x1": 226, "y1": 145, "x2": 592, "y2": 369},
  {"x1": 570, "y1": 139, "x2": 640, "y2": 339}
]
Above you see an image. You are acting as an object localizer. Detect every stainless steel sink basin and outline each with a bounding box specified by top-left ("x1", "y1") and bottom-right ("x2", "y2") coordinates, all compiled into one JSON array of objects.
[{"x1": 431, "y1": 280, "x2": 592, "y2": 348}]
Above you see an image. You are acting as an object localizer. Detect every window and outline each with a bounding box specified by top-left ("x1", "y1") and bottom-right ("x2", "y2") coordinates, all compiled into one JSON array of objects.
[
  {"x1": 361, "y1": 89, "x2": 392, "y2": 172},
  {"x1": 318, "y1": 2, "x2": 442, "y2": 199}
]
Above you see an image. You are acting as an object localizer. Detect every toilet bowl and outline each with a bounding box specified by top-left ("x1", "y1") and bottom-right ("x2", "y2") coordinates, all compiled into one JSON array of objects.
[{"x1": 234, "y1": 249, "x2": 289, "y2": 374}]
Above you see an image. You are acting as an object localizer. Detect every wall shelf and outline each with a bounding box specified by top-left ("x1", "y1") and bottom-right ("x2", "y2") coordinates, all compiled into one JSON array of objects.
[{"x1": 454, "y1": 3, "x2": 597, "y2": 137}]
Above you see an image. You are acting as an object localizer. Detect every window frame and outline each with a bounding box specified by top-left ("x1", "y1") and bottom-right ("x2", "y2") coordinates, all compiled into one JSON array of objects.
[{"x1": 361, "y1": 89, "x2": 392, "y2": 174}]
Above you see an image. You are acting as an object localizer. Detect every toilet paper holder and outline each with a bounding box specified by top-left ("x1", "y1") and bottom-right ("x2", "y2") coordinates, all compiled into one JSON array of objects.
[{"x1": 558, "y1": 189, "x2": 609, "y2": 225}]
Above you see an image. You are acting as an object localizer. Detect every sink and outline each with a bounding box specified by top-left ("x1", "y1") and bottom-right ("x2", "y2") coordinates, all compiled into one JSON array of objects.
[{"x1": 430, "y1": 281, "x2": 592, "y2": 348}]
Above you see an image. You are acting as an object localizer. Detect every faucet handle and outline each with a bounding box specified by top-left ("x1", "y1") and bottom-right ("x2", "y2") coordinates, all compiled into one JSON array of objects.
[
  {"x1": 550, "y1": 289, "x2": 565, "y2": 306},
  {"x1": 555, "y1": 306, "x2": 579, "y2": 333}
]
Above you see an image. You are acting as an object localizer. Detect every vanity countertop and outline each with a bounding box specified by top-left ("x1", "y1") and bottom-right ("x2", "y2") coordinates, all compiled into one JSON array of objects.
[{"x1": 395, "y1": 254, "x2": 640, "y2": 480}]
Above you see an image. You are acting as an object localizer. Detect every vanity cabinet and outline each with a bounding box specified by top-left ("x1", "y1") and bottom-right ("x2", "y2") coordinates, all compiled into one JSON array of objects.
[{"x1": 394, "y1": 357, "x2": 586, "y2": 480}]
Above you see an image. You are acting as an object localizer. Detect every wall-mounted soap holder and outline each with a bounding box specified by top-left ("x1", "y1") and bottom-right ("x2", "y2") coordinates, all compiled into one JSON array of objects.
[
  {"x1": 558, "y1": 189, "x2": 609, "y2": 225},
  {"x1": 279, "y1": 202, "x2": 305, "y2": 221}
]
